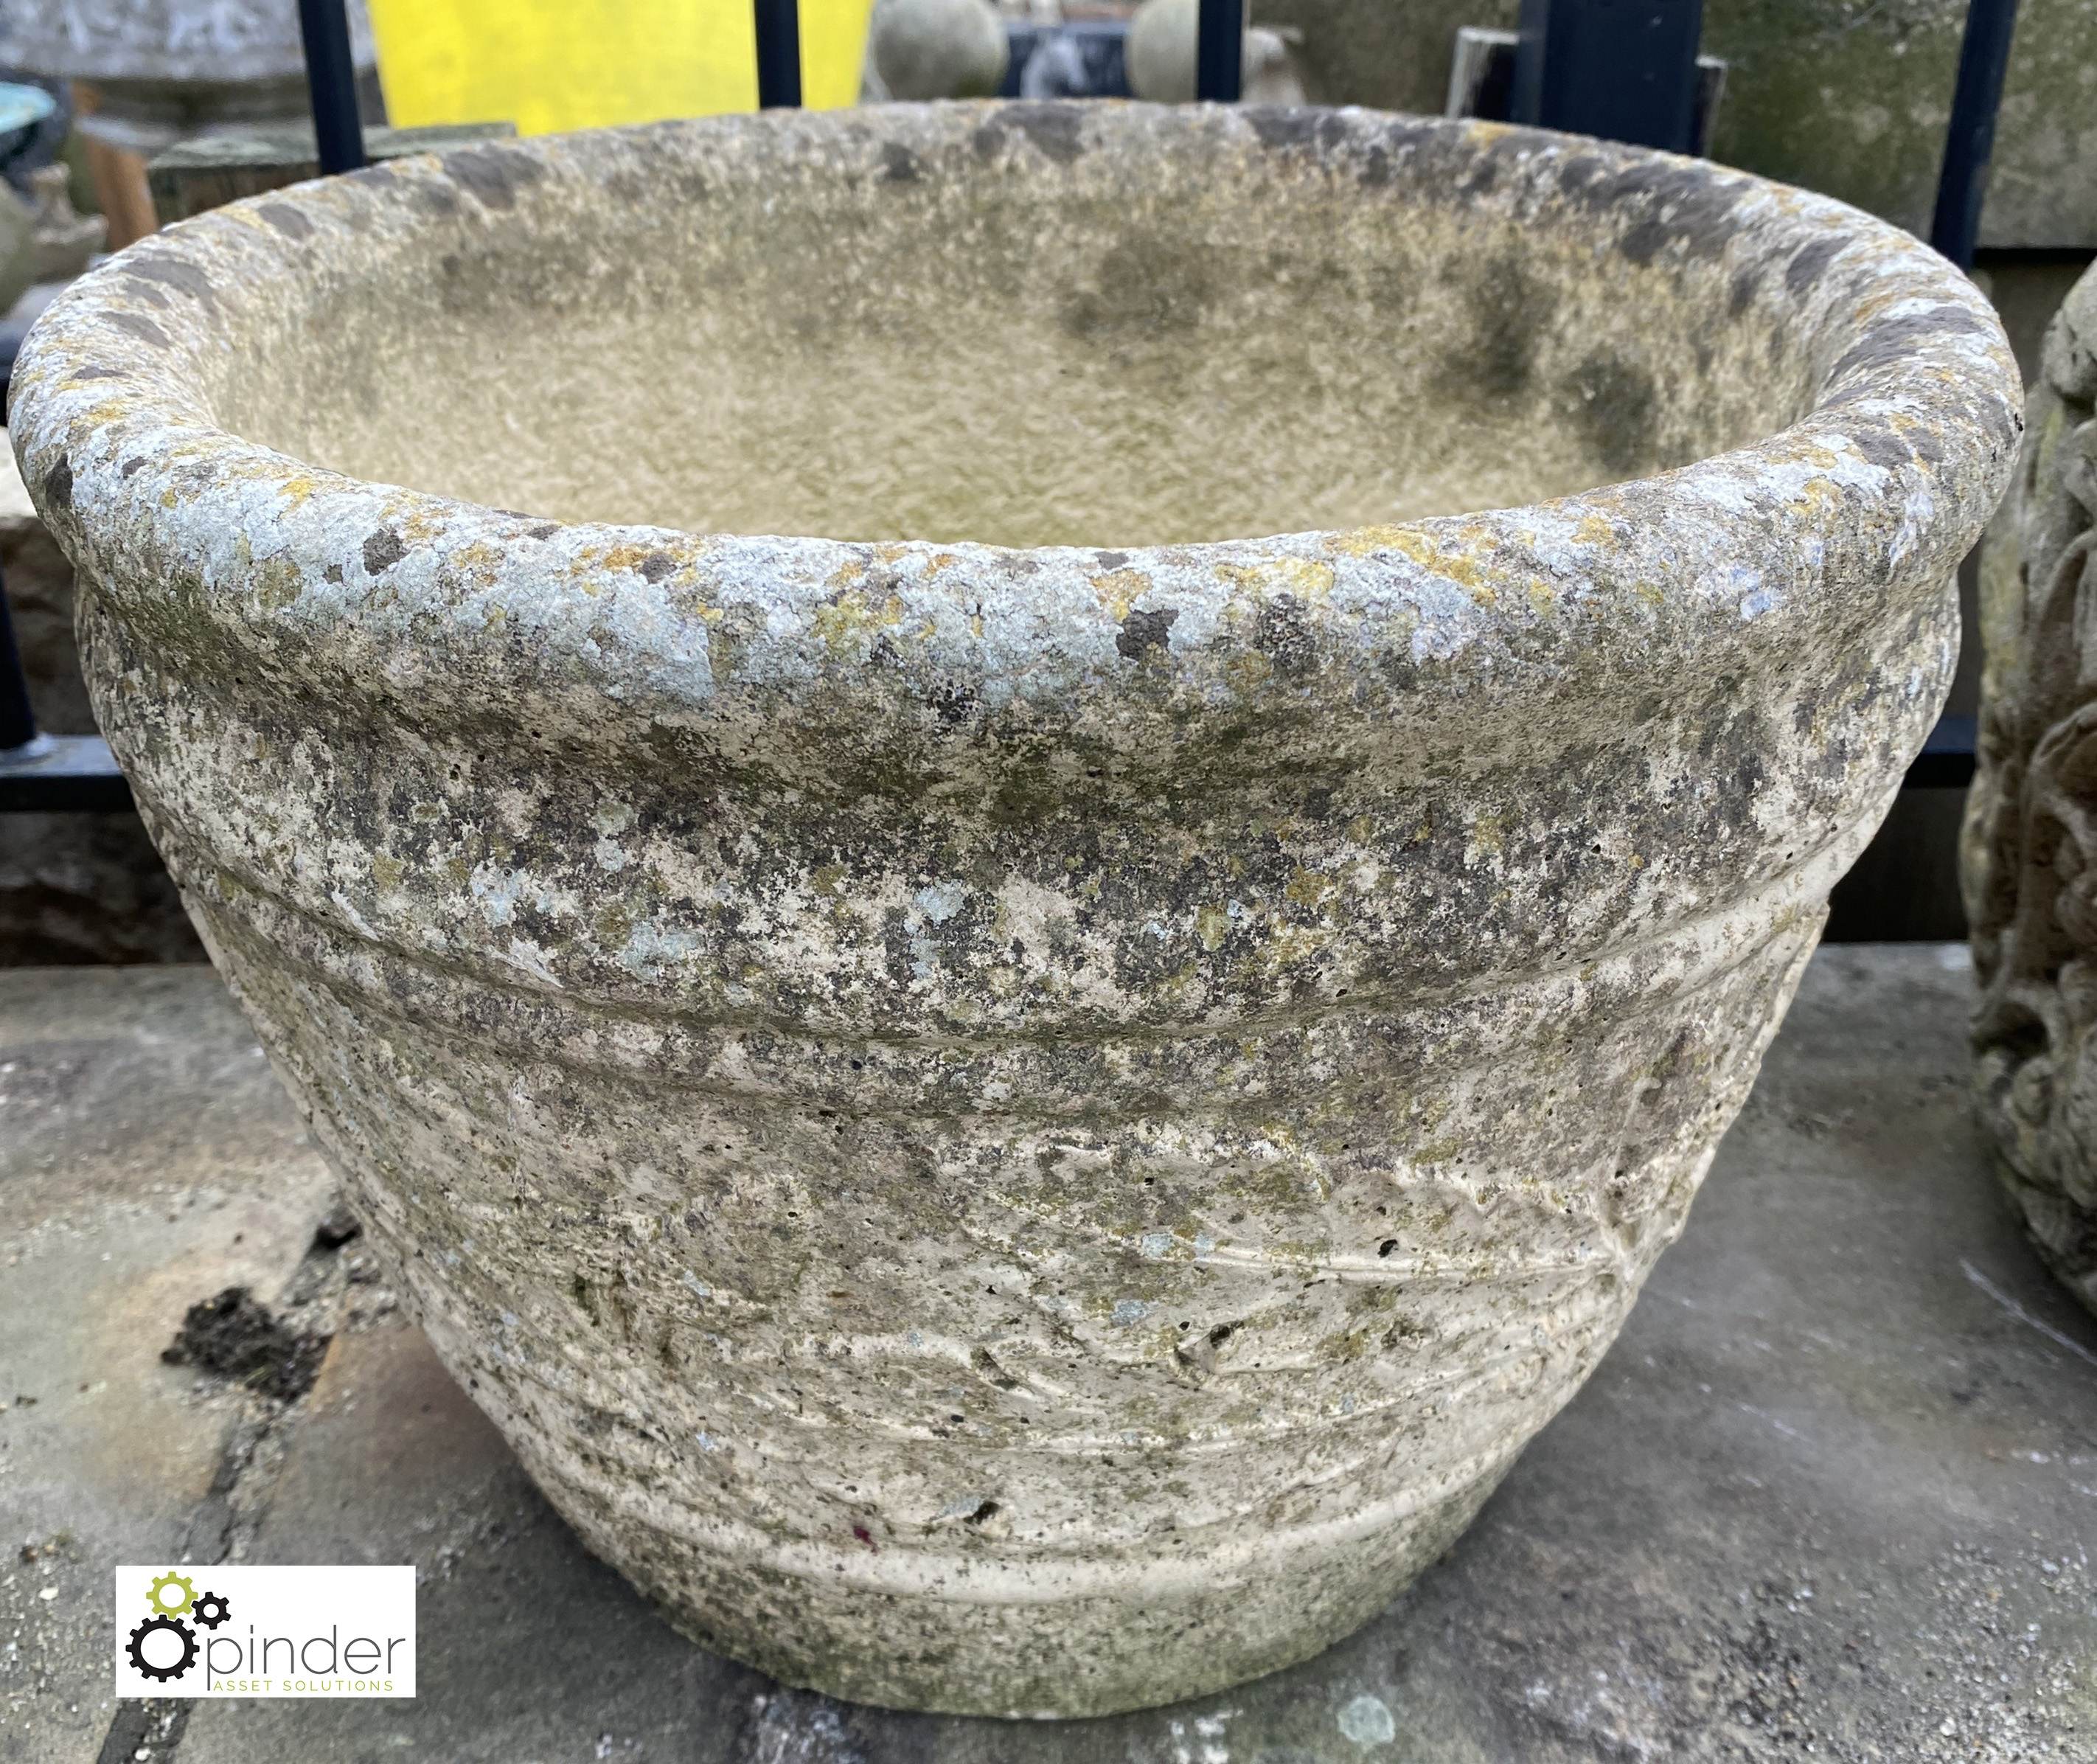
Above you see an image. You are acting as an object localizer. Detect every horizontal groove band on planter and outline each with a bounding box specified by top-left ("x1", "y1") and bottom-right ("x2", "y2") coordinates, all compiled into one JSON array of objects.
[
  {"x1": 159, "y1": 799, "x2": 1863, "y2": 1049},
  {"x1": 10, "y1": 101, "x2": 2021, "y2": 1718}
]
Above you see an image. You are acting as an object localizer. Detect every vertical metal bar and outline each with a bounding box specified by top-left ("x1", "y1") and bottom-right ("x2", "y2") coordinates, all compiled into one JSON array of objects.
[
  {"x1": 0, "y1": 560, "x2": 38, "y2": 754},
  {"x1": 1511, "y1": 0, "x2": 1548, "y2": 127},
  {"x1": 1512, "y1": 0, "x2": 1703, "y2": 153},
  {"x1": 296, "y1": 0, "x2": 366, "y2": 174},
  {"x1": 1196, "y1": 0, "x2": 1244, "y2": 101},
  {"x1": 754, "y1": 0, "x2": 804, "y2": 108},
  {"x1": 1930, "y1": 0, "x2": 2023, "y2": 271}
]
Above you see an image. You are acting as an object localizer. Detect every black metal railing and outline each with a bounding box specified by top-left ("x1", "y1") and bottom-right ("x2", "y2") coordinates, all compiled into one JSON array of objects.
[
  {"x1": 297, "y1": 0, "x2": 368, "y2": 173},
  {"x1": 754, "y1": 0, "x2": 805, "y2": 108}
]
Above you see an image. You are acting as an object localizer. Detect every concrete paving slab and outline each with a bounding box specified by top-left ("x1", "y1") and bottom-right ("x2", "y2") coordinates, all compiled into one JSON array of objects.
[
  {"x1": 6, "y1": 950, "x2": 2096, "y2": 1763},
  {"x1": 181, "y1": 1316, "x2": 762, "y2": 1763},
  {"x1": 0, "y1": 968, "x2": 336, "y2": 1763}
]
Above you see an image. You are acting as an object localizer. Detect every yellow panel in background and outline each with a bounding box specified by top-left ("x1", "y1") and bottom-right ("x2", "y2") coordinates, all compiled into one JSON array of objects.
[{"x1": 368, "y1": 0, "x2": 872, "y2": 136}]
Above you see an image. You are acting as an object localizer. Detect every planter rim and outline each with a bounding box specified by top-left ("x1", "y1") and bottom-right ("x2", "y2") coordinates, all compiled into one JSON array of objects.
[{"x1": 7, "y1": 102, "x2": 2021, "y2": 720}]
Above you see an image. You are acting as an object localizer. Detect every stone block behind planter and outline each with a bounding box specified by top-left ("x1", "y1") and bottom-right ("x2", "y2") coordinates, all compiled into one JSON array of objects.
[
  {"x1": 1259, "y1": 0, "x2": 2097, "y2": 248},
  {"x1": 10, "y1": 104, "x2": 2020, "y2": 1715}
]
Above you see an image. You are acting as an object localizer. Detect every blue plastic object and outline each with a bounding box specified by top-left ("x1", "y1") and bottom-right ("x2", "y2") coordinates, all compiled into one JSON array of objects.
[{"x1": 0, "y1": 82, "x2": 55, "y2": 138}]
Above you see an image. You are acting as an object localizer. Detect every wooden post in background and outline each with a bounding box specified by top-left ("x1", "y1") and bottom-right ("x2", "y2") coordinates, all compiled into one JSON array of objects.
[{"x1": 69, "y1": 84, "x2": 156, "y2": 251}]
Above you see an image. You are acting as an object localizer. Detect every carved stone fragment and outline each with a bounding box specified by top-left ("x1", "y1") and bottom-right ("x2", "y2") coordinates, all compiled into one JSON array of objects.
[{"x1": 1964, "y1": 263, "x2": 2097, "y2": 1319}]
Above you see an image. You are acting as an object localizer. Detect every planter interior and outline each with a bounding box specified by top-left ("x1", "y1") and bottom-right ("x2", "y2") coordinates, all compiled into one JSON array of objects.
[
  {"x1": 234, "y1": 125, "x2": 1809, "y2": 548},
  {"x1": 10, "y1": 103, "x2": 2020, "y2": 1718}
]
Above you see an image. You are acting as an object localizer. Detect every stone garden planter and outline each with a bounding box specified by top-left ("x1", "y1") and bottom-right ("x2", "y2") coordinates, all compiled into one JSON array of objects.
[
  {"x1": 1965, "y1": 263, "x2": 2097, "y2": 1320},
  {"x1": 10, "y1": 103, "x2": 2018, "y2": 1716}
]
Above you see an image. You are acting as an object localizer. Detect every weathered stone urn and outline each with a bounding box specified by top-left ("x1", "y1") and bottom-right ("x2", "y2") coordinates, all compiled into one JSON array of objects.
[
  {"x1": 10, "y1": 104, "x2": 2018, "y2": 1716},
  {"x1": 1965, "y1": 263, "x2": 2097, "y2": 1320}
]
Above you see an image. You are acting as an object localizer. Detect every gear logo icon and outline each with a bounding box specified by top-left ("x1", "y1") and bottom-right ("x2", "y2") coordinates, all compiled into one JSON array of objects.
[
  {"x1": 125, "y1": 1571, "x2": 224, "y2": 1683},
  {"x1": 146, "y1": 1571, "x2": 195, "y2": 1619},
  {"x1": 127, "y1": 1614, "x2": 197, "y2": 1683}
]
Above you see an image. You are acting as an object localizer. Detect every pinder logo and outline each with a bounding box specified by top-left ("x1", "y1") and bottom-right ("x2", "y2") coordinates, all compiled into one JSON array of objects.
[{"x1": 114, "y1": 1565, "x2": 414, "y2": 1698}]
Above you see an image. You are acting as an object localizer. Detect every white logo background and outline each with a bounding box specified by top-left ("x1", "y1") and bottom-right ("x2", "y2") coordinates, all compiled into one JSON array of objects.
[{"x1": 114, "y1": 1564, "x2": 416, "y2": 1698}]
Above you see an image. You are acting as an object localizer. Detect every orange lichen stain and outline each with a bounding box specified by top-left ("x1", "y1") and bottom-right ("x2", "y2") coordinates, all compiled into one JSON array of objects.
[
  {"x1": 68, "y1": 395, "x2": 136, "y2": 434},
  {"x1": 451, "y1": 538, "x2": 508, "y2": 582},
  {"x1": 1220, "y1": 556, "x2": 1337, "y2": 602},
  {"x1": 1088, "y1": 568, "x2": 1152, "y2": 622},
  {"x1": 264, "y1": 470, "x2": 335, "y2": 514},
  {"x1": 812, "y1": 589, "x2": 904, "y2": 653},
  {"x1": 252, "y1": 557, "x2": 305, "y2": 611},
  {"x1": 1467, "y1": 813, "x2": 1507, "y2": 861},
  {"x1": 1345, "y1": 524, "x2": 1495, "y2": 600},
  {"x1": 397, "y1": 506, "x2": 451, "y2": 547},
  {"x1": 1849, "y1": 288, "x2": 1909, "y2": 327},
  {"x1": 1259, "y1": 914, "x2": 1335, "y2": 969},
  {"x1": 1573, "y1": 515, "x2": 1615, "y2": 547},
  {"x1": 600, "y1": 541, "x2": 666, "y2": 575},
  {"x1": 1225, "y1": 650, "x2": 1274, "y2": 693},
  {"x1": 1284, "y1": 867, "x2": 1340, "y2": 909},
  {"x1": 1791, "y1": 476, "x2": 1843, "y2": 521},
  {"x1": 1328, "y1": 524, "x2": 1417, "y2": 559}
]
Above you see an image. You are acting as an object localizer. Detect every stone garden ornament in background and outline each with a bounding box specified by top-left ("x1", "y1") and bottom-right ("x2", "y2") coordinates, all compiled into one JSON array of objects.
[
  {"x1": 11, "y1": 105, "x2": 2019, "y2": 1716},
  {"x1": 1965, "y1": 264, "x2": 2097, "y2": 1319},
  {"x1": 1124, "y1": 0, "x2": 1306, "y2": 105},
  {"x1": 867, "y1": 0, "x2": 1009, "y2": 101}
]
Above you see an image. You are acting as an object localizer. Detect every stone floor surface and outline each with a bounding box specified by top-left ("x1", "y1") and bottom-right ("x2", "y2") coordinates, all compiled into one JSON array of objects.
[{"x1": 1, "y1": 948, "x2": 2093, "y2": 1763}]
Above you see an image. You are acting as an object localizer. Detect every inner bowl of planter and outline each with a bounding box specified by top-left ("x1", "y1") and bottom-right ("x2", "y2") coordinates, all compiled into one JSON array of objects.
[
  {"x1": 12, "y1": 102, "x2": 2019, "y2": 1720},
  {"x1": 219, "y1": 109, "x2": 1814, "y2": 549}
]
